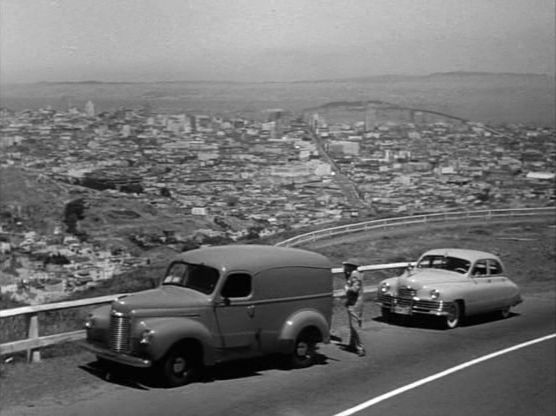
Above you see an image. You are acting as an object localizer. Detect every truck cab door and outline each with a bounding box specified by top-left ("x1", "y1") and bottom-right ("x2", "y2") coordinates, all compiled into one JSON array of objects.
[{"x1": 214, "y1": 273, "x2": 257, "y2": 349}]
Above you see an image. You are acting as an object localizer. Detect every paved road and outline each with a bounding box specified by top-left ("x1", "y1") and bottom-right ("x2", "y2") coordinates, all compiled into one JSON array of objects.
[{"x1": 1, "y1": 295, "x2": 554, "y2": 416}]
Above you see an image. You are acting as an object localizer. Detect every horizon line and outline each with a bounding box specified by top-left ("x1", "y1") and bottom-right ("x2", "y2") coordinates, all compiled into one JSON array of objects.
[{"x1": 1, "y1": 71, "x2": 554, "y2": 86}]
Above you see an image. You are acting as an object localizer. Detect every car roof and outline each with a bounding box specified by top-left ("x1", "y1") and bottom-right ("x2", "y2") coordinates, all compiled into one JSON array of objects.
[
  {"x1": 172, "y1": 244, "x2": 332, "y2": 274},
  {"x1": 420, "y1": 248, "x2": 501, "y2": 263}
]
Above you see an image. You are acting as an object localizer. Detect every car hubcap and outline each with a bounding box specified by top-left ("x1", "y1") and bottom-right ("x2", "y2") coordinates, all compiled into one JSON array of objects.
[{"x1": 447, "y1": 304, "x2": 459, "y2": 327}]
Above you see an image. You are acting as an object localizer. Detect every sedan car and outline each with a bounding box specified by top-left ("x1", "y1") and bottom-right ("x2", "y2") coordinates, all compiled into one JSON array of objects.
[{"x1": 376, "y1": 248, "x2": 522, "y2": 329}]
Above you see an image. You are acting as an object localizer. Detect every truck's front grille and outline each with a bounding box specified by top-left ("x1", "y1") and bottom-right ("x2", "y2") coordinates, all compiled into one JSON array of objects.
[{"x1": 110, "y1": 312, "x2": 130, "y2": 353}]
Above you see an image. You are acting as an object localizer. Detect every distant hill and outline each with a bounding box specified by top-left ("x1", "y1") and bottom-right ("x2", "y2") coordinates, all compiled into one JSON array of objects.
[{"x1": 17, "y1": 71, "x2": 554, "y2": 86}]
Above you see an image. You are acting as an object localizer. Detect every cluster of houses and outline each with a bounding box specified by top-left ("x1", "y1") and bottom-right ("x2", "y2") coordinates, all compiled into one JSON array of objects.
[
  {"x1": 312, "y1": 115, "x2": 555, "y2": 213},
  {"x1": 0, "y1": 104, "x2": 554, "y2": 303},
  {"x1": 0, "y1": 227, "x2": 147, "y2": 304}
]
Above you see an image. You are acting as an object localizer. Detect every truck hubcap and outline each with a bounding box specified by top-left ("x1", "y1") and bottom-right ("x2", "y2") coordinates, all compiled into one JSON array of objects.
[
  {"x1": 296, "y1": 341, "x2": 309, "y2": 357},
  {"x1": 172, "y1": 357, "x2": 186, "y2": 374}
]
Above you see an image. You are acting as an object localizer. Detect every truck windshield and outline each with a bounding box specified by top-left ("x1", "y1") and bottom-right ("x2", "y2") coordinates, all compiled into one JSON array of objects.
[
  {"x1": 416, "y1": 255, "x2": 470, "y2": 274},
  {"x1": 162, "y1": 262, "x2": 220, "y2": 294}
]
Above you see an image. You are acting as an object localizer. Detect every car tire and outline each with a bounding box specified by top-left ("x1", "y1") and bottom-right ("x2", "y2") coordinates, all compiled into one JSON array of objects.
[
  {"x1": 96, "y1": 355, "x2": 110, "y2": 366},
  {"x1": 157, "y1": 344, "x2": 200, "y2": 387},
  {"x1": 289, "y1": 334, "x2": 317, "y2": 369},
  {"x1": 444, "y1": 301, "x2": 463, "y2": 329},
  {"x1": 500, "y1": 306, "x2": 511, "y2": 319},
  {"x1": 381, "y1": 307, "x2": 392, "y2": 322}
]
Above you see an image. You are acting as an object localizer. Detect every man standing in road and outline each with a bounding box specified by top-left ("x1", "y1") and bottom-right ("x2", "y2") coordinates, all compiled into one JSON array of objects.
[{"x1": 343, "y1": 258, "x2": 366, "y2": 357}]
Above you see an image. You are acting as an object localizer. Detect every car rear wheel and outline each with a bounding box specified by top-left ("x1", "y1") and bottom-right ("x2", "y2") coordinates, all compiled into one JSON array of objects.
[
  {"x1": 445, "y1": 301, "x2": 463, "y2": 329},
  {"x1": 157, "y1": 344, "x2": 200, "y2": 387}
]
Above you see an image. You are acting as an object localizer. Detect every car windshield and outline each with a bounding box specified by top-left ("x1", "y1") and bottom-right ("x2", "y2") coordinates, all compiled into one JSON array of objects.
[
  {"x1": 416, "y1": 255, "x2": 471, "y2": 274},
  {"x1": 162, "y1": 262, "x2": 220, "y2": 294}
]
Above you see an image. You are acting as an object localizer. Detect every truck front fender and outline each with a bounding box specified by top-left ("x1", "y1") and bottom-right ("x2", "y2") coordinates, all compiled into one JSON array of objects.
[{"x1": 138, "y1": 317, "x2": 216, "y2": 365}]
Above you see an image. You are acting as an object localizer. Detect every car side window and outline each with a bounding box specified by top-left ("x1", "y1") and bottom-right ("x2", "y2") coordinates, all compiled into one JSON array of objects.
[
  {"x1": 471, "y1": 260, "x2": 488, "y2": 277},
  {"x1": 488, "y1": 260, "x2": 503, "y2": 275},
  {"x1": 221, "y1": 273, "x2": 252, "y2": 298}
]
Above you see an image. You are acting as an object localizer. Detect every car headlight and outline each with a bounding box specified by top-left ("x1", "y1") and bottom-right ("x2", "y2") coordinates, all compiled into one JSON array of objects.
[
  {"x1": 84, "y1": 314, "x2": 95, "y2": 329},
  {"x1": 430, "y1": 289, "x2": 440, "y2": 300},
  {"x1": 379, "y1": 282, "x2": 390, "y2": 293},
  {"x1": 139, "y1": 328, "x2": 155, "y2": 345}
]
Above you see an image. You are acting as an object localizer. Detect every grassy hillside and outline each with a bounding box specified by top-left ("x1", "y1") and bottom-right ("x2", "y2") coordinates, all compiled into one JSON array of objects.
[
  {"x1": 0, "y1": 167, "x2": 219, "y2": 252},
  {"x1": 308, "y1": 220, "x2": 556, "y2": 295}
]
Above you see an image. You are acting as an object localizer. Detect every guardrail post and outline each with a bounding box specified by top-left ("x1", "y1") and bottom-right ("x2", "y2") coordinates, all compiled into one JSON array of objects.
[{"x1": 26, "y1": 313, "x2": 41, "y2": 363}]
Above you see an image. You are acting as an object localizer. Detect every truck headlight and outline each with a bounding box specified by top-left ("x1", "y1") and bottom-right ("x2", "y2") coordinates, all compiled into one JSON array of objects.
[
  {"x1": 379, "y1": 282, "x2": 390, "y2": 294},
  {"x1": 139, "y1": 329, "x2": 155, "y2": 345},
  {"x1": 84, "y1": 314, "x2": 95, "y2": 329},
  {"x1": 430, "y1": 289, "x2": 440, "y2": 300}
]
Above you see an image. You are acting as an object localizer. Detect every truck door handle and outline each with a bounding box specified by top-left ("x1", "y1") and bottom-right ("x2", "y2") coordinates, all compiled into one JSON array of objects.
[{"x1": 247, "y1": 305, "x2": 255, "y2": 317}]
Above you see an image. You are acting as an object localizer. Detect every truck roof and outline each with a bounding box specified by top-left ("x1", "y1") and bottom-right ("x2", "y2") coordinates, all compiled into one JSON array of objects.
[{"x1": 173, "y1": 244, "x2": 332, "y2": 274}]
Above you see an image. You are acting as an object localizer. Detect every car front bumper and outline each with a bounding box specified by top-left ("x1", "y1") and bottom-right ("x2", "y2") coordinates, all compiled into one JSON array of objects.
[
  {"x1": 80, "y1": 341, "x2": 152, "y2": 368},
  {"x1": 377, "y1": 292, "x2": 455, "y2": 316}
]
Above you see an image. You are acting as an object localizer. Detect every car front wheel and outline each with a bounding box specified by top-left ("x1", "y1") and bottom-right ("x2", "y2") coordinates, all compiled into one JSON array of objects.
[
  {"x1": 445, "y1": 301, "x2": 463, "y2": 329},
  {"x1": 500, "y1": 306, "x2": 511, "y2": 319},
  {"x1": 381, "y1": 307, "x2": 392, "y2": 322}
]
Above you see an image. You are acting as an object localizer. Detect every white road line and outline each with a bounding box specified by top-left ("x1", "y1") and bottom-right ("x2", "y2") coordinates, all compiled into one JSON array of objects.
[{"x1": 333, "y1": 333, "x2": 556, "y2": 416}]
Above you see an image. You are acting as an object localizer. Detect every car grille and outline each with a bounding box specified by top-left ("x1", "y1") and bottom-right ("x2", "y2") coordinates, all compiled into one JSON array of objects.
[
  {"x1": 110, "y1": 312, "x2": 130, "y2": 353},
  {"x1": 397, "y1": 287, "x2": 416, "y2": 298},
  {"x1": 377, "y1": 292, "x2": 444, "y2": 312}
]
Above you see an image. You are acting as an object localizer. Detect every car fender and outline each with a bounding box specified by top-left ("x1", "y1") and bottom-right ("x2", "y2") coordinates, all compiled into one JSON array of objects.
[
  {"x1": 138, "y1": 317, "x2": 216, "y2": 365},
  {"x1": 277, "y1": 309, "x2": 330, "y2": 354}
]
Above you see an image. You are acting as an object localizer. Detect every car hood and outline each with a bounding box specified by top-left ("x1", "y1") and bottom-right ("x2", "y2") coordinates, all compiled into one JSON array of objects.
[
  {"x1": 397, "y1": 268, "x2": 468, "y2": 288},
  {"x1": 111, "y1": 285, "x2": 210, "y2": 314}
]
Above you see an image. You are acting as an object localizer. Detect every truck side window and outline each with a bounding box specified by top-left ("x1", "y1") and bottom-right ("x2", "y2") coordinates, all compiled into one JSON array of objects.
[{"x1": 221, "y1": 273, "x2": 252, "y2": 298}]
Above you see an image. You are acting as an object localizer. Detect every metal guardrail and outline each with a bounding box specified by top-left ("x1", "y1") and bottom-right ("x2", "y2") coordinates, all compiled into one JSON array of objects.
[
  {"x1": 0, "y1": 294, "x2": 124, "y2": 362},
  {"x1": 275, "y1": 207, "x2": 555, "y2": 247},
  {"x1": 0, "y1": 207, "x2": 553, "y2": 362}
]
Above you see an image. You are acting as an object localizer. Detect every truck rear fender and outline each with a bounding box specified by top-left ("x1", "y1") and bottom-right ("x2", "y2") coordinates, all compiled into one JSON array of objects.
[{"x1": 278, "y1": 309, "x2": 330, "y2": 354}]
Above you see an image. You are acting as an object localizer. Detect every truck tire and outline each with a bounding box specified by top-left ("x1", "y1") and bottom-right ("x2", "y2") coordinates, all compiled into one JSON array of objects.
[
  {"x1": 157, "y1": 343, "x2": 200, "y2": 387},
  {"x1": 288, "y1": 329, "x2": 319, "y2": 368}
]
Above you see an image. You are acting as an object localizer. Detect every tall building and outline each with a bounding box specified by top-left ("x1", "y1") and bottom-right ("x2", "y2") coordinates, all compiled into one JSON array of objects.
[
  {"x1": 85, "y1": 100, "x2": 95, "y2": 117},
  {"x1": 365, "y1": 107, "x2": 377, "y2": 131}
]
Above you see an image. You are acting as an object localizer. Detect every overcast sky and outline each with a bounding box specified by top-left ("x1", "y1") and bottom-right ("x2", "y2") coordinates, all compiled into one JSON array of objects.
[{"x1": 1, "y1": 0, "x2": 554, "y2": 83}]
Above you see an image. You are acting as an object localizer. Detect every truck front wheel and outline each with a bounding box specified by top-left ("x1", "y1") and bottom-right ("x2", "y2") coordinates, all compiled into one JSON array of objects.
[{"x1": 157, "y1": 343, "x2": 200, "y2": 387}]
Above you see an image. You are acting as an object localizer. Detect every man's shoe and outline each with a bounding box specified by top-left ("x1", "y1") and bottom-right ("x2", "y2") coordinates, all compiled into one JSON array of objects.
[{"x1": 357, "y1": 349, "x2": 366, "y2": 357}]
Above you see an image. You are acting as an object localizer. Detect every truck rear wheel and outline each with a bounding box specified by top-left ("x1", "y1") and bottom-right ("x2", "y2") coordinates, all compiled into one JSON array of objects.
[{"x1": 289, "y1": 330, "x2": 319, "y2": 368}]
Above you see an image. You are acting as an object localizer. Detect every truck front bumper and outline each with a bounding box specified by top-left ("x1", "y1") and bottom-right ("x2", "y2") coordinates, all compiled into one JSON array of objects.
[{"x1": 80, "y1": 341, "x2": 152, "y2": 368}]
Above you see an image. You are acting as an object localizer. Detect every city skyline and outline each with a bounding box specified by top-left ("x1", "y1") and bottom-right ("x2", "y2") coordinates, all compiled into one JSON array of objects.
[{"x1": 1, "y1": 0, "x2": 555, "y2": 84}]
